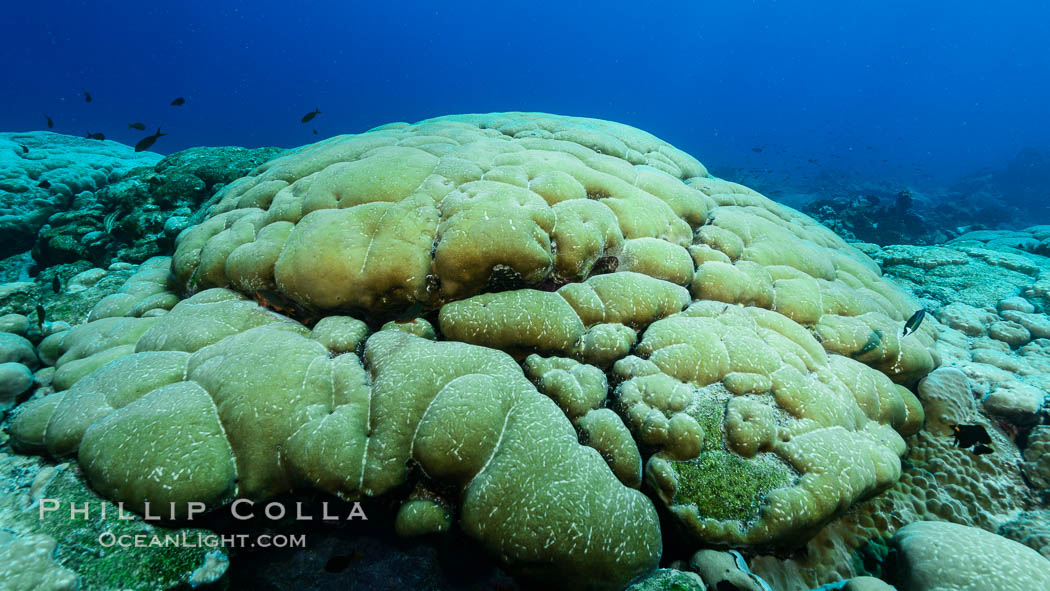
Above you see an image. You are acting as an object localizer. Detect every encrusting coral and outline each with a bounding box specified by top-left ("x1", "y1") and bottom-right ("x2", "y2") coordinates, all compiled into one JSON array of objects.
[{"x1": 7, "y1": 112, "x2": 939, "y2": 589}]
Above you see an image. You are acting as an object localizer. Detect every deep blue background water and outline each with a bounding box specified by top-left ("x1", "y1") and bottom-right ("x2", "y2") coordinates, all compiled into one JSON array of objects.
[{"x1": 3, "y1": 1, "x2": 1048, "y2": 191}]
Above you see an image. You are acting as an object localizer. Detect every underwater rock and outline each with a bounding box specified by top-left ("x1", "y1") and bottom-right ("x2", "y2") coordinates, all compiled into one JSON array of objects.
[
  {"x1": 803, "y1": 190, "x2": 941, "y2": 246},
  {"x1": 949, "y1": 148, "x2": 1050, "y2": 220},
  {"x1": 31, "y1": 144, "x2": 284, "y2": 268}
]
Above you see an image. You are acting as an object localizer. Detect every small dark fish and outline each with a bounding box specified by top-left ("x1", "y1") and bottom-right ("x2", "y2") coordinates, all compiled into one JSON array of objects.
[
  {"x1": 973, "y1": 443, "x2": 994, "y2": 455},
  {"x1": 807, "y1": 158, "x2": 818, "y2": 163},
  {"x1": 128, "y1": 122, "x2": 146, "y2": 130},
  {"x1": 852, "y1": 329, "x2": 883, "y2": 358},
  {"x1": 35, "y1": 304, "x2": 46, "y2": 327},
  {"x1": 951, "y1": 424, "x2": 992, "y2": 449},
  {"x1": 394, "y1": 301, "x2": 425, "y2": 324},
  {"x1": 254, "y1": 289, "x2": 298, "y2": 314},
  {"x1": 85, "y1": 132, "x2": 105, "y2": 140},
  {"x1": 38, "y1": 180, "x2": 51, "y2": 189},
  {"x1": 83, "y1": 89, "x2": 92, "y2": 102},
  {"x1": 313, "y1": 129, "x2": 318, "y2": 135},
  {"x1": 252, "y1": 289, "x2": 317, "y2": 324},
  {"x1": 301, "y1": 108, "x2": 321, "y2": 123},
  {"x1": 45, "y1": 114, "x2": 54, "y2": 128},
  {"x1": 52, "y1": 275, "x2": 61, "y2": 293},
  {"x1": 324, "y1": 552, "x2": 363, "y2": 573},
  {"x1": 170, "y1": 97, "x2": 185, "y2": 106},
  {"x1": 135, "y1": 128, "x2": 166, "y2": 152},
  {"x1": 902, "y1": 309, "x2": 926, "y2": 337},
  {"x1": 20, "y1": 144, "x2": 28, "y2": 153},
  {"x1": 751, "y1": 146, "x2": 763, "y2": 153}
]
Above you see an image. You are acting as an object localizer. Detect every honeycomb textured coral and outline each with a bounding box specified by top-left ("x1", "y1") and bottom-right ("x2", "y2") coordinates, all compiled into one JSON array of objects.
[{"x1": 8, "y1": 113, "x2": 942, "y2": 589}]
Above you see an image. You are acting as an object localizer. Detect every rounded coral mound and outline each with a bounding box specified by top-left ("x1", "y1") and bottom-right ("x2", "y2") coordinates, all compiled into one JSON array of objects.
[
  {"x1": 891, "y1": 521, "x2": 1050, "y2": 590},
  {"x1": 172, "y1": 113, "x2": 935, "y2": 379},
  {"x1": 10, "y1": 113, "x2": 938, "y2": 590}
]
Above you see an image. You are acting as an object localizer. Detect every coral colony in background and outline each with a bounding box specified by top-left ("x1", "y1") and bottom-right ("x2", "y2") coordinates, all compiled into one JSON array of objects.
[{"x1": 1, "y1": 113, "x2": 1050, "y2": 591}]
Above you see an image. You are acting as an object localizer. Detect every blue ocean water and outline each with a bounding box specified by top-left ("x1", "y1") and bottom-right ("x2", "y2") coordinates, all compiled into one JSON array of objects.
[
  {"x1": 3, "y1": 5, "x2": 1050, "y2": 590},
  {"x1": 3, "y1": 1, "x2": 1048, "y2": 202}
]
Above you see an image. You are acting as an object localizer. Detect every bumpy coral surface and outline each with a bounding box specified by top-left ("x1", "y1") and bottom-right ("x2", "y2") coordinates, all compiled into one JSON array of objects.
[
  {"x1": 9, "y1": 113, "x2": 939, "y2": 589},
  {"x1": 744, "y1": 235, "x2": 1050, "y2": 591},
  {"x1": 0, "y1": 132, "x2": 161, "y2": 260}
]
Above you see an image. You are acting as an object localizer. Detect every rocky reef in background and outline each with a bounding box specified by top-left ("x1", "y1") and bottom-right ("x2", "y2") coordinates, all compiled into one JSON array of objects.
[
  {"x1": 24, "y1": 146, "x2": 284, "y2": 271},
  {"x1": 31, "y1": 145, "x2": 285, "y2": 270},
  {"x1": 0, "y1": 135, "x2": 284, "y2": 332},
  {"x1": 720, "y1": 146, "x2": 1050, "y2": 248},
  {"x1": 950, "y1": 146, "x2": 1050, "y2": 219},
  {"x1": 1, "y1": 117, "x2": 1049, "y2": 591},
  {"x1": 1, "y1": 132, "x2": 282, "y2": 283},
  {"x1": 802, "y1": 189, "x2": 1023, "y2": 247},
  {"x1": 0, "y1": 132, "x2": 162, "y2": 263}
]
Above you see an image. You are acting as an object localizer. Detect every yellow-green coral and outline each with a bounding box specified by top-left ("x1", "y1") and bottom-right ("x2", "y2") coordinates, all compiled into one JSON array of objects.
[
  {"x1": 9, "y1": 112, "x2": 944, "y2": 590},
  {"x1": 14, "y1": 285, "x2": 662, "y2": 589}
]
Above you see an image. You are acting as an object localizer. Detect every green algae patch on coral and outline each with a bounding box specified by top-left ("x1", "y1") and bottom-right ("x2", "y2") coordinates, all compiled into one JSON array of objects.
[
  {"x1": 684, "y1": 393, "x2": 727, "y2": 454},
  {"x1": 669, "y1": 451, "x2": 794, "y2": 523}
]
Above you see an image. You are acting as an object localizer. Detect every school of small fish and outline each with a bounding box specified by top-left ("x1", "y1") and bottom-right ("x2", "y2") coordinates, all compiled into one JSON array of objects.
[{"x1": 36, "y1": 90, "x2": 326, "y2": 157}]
